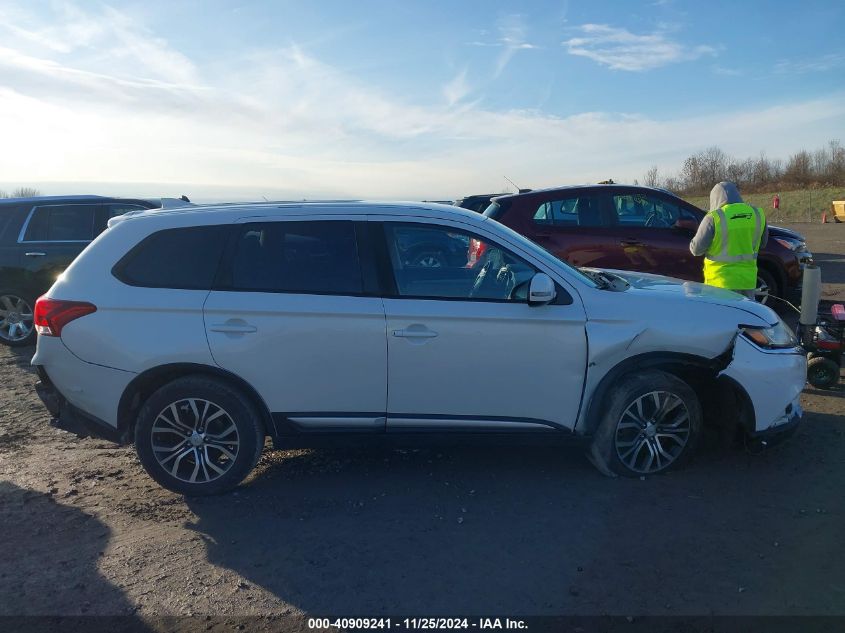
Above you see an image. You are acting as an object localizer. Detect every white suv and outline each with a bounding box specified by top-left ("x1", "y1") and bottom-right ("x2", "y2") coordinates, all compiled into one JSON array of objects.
[{"x1": 32, "y1": 201, "x2": 806, "y2": 494}]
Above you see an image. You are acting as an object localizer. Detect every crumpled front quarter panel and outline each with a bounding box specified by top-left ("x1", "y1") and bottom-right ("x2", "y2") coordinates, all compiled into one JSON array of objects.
[
  {"x1": 720, "y1": 337, "x2": 806, "y2": 431},
  {"x1": 577, "y1": 289, "x2": 758, "y2": 431}
]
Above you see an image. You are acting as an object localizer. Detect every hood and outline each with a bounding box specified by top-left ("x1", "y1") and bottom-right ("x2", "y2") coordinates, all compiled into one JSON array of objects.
[
  {"x1": 709, "y1": 181, "x2": 743, "y2": 210},
  {"x1": 768, "y1": 224, "x2": 805, "y2": 241},
  {"x1": 595, "y1": 269, "x2": 778, "y2": 325}
]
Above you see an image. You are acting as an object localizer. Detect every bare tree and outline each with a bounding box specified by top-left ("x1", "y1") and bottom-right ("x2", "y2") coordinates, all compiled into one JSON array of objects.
[
  {"x1": 784, "y1": 150, "x2": 812, "y2": 186},
  {"x1": 828, "y1": 139, "x2": 845, "y2": 183},
  {"x1": 11, "y1": 187, "x2": 40, "y2": 198},
  {"x1": 653, "y1": 139, "x2": 845, "y2": 195},
  {"x1": 642, "y1": 165, "x2": 660, "y2": 187}
]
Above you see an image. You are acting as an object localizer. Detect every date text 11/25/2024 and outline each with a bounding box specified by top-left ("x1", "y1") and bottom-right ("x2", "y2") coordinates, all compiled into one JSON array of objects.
[{"x1": 308, "y1": 618, "x2": 528, "y2": 630}]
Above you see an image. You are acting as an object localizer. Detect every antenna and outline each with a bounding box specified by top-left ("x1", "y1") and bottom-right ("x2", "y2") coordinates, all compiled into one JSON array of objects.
[{"x1": 503, "y1": 176, "x2": 520, "y2": 192}]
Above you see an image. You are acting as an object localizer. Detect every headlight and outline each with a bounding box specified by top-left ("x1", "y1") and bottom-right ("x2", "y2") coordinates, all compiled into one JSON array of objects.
[
  {"x1": 741, "y1": 320, "x2": 798, "y2": 349},
  {"x1": 773, "y1": 236, "x2": 807, "y2": 252}
]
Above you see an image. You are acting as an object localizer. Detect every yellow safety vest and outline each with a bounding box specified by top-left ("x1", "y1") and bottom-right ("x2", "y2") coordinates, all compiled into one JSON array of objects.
[{"x1": 703, "y1": 203, "x2": 765, "y2": 290}]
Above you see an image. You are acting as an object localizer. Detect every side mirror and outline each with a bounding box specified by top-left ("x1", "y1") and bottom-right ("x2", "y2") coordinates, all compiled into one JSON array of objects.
[
  {"x1": 528, "y1": 273, "x2": 556, "y2": 306},
  {"x1": 674, "y1": 218, "x2": 698, "y2": 231}
]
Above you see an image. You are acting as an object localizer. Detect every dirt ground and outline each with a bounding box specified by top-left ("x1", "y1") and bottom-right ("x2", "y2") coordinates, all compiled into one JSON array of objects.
[{"x1": 1, "y1": 223, "x2": 844, "y2": 627}]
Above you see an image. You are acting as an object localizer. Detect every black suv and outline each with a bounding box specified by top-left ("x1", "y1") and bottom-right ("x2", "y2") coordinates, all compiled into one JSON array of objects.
[{"x1": 0, "y1": 195, "x2": 158, "y2": 346}]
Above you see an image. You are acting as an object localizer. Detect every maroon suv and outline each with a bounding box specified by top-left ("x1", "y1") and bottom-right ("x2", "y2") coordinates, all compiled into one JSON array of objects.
[{"x1": 480, "y1": 184, "x2": 810, "y2": 304}]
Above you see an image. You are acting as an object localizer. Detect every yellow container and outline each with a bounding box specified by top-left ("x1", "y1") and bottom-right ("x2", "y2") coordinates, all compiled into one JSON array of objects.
[{"x1": 833, "y1": 201, "x2": 845, "y2": 221}]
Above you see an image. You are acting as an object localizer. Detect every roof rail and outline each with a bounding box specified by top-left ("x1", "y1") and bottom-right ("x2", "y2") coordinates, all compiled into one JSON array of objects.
[{"x1": 160, "y1": 197, "x2": 196, "y2": 209}]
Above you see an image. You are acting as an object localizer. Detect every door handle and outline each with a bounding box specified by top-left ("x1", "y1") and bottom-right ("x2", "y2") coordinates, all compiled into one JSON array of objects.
[
  {"x1": 393, "y1": 328, "x2": 438, "y2": 339},
  {"x1": 209, "y1": 323, "x2": 257, "y2": 334},
  {"x1": 25, "y1": 252, "x2": 46, "y2": 257},
  {"x1": 619, "y1": 240, "x2": 643, "y2": 247}
]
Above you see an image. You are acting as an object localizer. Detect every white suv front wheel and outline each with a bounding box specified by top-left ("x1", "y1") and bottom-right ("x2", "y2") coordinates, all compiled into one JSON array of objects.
[
  {"x1": 134, "y1": 376, "x2": 265, "y2": 495},
  {"x1": 587, "y1": 370, "x2": 703, "y2": 477}
]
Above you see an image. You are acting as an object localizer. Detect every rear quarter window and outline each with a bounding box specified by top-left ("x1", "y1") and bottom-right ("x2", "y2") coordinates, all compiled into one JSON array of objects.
[{"x1": 113, "y1": 225, "x2": 229, "y2": 289}]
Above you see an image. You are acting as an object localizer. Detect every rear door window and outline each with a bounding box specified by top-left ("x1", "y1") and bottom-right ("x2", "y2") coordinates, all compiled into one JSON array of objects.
[
  {"x1": 532, "y1": 194, "x2": 607, "y2": 227},
  {"x1": 227, "y1": 221, "x2": 363, "y2": 295},
  {"x1": 113, "y1": 225, "x2": 229, "y2": 289},
  {"x1": 23, "y1": 205, "x2": 97, "y2": 242}
]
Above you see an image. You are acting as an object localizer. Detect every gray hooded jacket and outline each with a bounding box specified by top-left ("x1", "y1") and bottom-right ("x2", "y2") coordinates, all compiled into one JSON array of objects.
[{"x1": 689, "y1": 181, "x2": 768, "y2": 256}]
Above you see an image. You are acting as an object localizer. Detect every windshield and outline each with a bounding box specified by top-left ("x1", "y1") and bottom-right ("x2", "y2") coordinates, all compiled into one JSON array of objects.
[
  {"x1": 484, "y1": 202, "x2": 502, "y2": 219},
  {"x1": 482, "y1": 216, "x2": 599, "y2": 288}
]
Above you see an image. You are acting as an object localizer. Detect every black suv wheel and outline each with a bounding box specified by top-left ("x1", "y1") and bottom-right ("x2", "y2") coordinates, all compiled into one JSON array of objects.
[{"x1": 0, "y1": 292, "x2": 35, "y2": 346}]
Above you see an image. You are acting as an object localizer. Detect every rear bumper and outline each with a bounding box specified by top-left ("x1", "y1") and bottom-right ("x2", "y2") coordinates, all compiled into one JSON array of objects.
[
  {"x1": 35, "y1": 367, "x2": 123, "y2": 443},
  {"x1": 31, "y1": 336, "x2": 132, "y2": 429}
]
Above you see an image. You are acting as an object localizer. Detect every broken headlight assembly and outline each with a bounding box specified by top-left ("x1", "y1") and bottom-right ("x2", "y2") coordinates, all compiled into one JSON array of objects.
[{"x1": 741, "y1": 320, "x2": 798, "y2": 349}]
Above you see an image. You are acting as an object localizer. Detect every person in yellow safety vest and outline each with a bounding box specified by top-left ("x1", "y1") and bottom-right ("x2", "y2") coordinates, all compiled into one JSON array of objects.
[{"x1": 689, "y1": 181, "x2": 768, "y2": 299}]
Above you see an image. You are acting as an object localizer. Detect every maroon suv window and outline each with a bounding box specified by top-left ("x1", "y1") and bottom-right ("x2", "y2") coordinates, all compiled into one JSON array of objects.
[
  {"x1": 611, "y1": 193, "x2": 682, "y2": 228},
  {"x1": 533, "y1": 194, "x2": 603, "y2": 227}
]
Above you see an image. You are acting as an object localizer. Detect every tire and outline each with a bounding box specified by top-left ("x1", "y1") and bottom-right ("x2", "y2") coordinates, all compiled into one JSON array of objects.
[
  {"x1": 0, "y1": 291, "x2": 36, "y2": 347},
  {"x1": 587, "y1": 370, "x2": 703, "y2": 477},
  {"x1": 807, "y1": 356, "x2": 840, "y2": 389},
  {"x1": 134, "y1": 375, "x2": 265, "y2": 495},
  {"x1": 754, "y1": 268, "x2": 779, "y2": 306}
]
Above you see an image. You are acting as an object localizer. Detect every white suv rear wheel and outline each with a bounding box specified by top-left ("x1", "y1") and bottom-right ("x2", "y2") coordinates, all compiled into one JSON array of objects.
[{"x1": 134, "y1": 376, "x2": 264, "y2": 495}]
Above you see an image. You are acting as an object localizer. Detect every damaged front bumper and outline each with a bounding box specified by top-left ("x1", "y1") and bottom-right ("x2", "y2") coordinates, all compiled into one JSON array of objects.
[
  {"x1": 751, "y1": 397, "x2": 802, "y2": 445},
  {"x1": 719, "y1": 335, "x2": 806, "y2": 437}
]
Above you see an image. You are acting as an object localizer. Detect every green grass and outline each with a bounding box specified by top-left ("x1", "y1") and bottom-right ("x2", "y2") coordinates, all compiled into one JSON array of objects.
[{"x1": 683, "y1": 187, "x2": 845, "y2": 223}]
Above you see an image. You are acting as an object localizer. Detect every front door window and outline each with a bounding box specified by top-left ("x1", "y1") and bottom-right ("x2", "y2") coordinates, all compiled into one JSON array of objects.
[{"x1": 383, "y1": 223, "x2": 537, "y2": 302}]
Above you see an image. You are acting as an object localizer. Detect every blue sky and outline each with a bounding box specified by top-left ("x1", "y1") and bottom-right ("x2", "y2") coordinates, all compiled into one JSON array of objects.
[{"x1": 0, "y1": 0, "x2": 843, "y2": 200}]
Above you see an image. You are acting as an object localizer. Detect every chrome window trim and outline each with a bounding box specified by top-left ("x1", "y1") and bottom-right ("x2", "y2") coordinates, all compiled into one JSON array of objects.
[{"x1": 16, "y1": 206, "x2": 36, "y2": 244}]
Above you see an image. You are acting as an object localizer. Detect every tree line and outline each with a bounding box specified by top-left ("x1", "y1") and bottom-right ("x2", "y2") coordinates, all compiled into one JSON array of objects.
[
  {"x1": 0, "y1": 187, "x2": 41, "y2": 198},
  {"x1": 640, "y1": 139, "x2": 845, "y2": 196}
]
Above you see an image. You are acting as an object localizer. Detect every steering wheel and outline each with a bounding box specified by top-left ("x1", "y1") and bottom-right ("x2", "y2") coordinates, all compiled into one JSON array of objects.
[{"x1": 644, "y1": 212, "x2": 669, "y2": 228}]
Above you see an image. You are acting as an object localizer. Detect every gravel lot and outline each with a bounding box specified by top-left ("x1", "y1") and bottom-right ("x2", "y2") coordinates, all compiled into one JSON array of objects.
[{"x1": 1, "y1": 223, "x2": 844, "y2": 626}]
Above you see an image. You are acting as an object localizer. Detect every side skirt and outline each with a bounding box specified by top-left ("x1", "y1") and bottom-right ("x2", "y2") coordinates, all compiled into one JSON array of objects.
[{"x1": 270, "y1": 412, "x2": 581, "y2": 450}]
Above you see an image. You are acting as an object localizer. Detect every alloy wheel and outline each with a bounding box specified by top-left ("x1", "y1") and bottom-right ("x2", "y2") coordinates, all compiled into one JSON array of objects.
[
  {"x1": 0, "y1": 295, "x2": 34, "y2": 343},
  {"x1": 151, "y1": 398, "x2": 240, "y2": 484},
  {"x1": 615, "y1": 391, "x2": 691, "y2": 474}
]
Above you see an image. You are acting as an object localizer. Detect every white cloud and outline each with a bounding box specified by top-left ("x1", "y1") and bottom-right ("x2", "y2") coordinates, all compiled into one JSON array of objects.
[
  {"x1": 712, "y1": 65, "x2": 742, "y2": 76},
  {"x1": 0, "y1": 3, "x2": 842, "y2": 200},
  {"x1": 0, "y1": 2, "x2": 199, "y2": 85},
  {"x1": 495, "y1": 14, "x2": 538, "y2": 77},
  {"x1": 774, "y1": 53, "x2": 845, "y2": 74},
  {"x1": 468, "y1": 14, "x2": 538, "y2": 78},
  {"x1": 562, "y1": 24, "x2": 716, "y2": 71},
  {"x1": 442, "y1": 68, "x2": 471, "y2": 106}
]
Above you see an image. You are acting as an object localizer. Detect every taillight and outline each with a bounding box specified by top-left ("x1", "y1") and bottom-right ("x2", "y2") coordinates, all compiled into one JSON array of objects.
[
  {"x1": 34, "y1": 297, "x2": 97, "y2": 337},
  {"x1": 467, "y1": 239, "x2": 488, "y2": 268}
]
